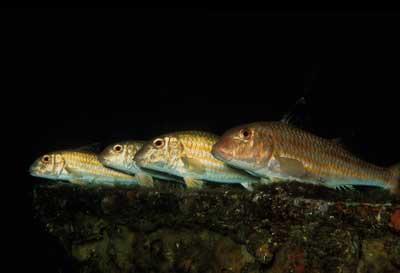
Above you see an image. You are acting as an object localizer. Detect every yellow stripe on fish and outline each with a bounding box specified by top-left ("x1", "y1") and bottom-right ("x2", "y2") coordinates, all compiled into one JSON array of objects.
[
  {"x1": 134, "y1": 131, "x2": 259, "y2": 190},
  {"x1": 30, "y1": 150, "x2": 138, "y2": 186},
  {"x1": 212, "y1": 121, "x2": 400, "y2": 194},
  {"x1": 98, "y1": 140, "x2": 183, "y2": 186}
]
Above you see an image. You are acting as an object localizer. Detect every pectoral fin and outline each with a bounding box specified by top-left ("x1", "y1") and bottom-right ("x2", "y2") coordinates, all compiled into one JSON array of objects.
[
  {"x1": 136, "y1": 172, "x2": 154, "y2": 187},
  {"x1": 184, "y1": 177, "x2": 204, "y2": 189},
  {"x1": 277, "y1": 156, "x2": 307, "y2": 178},
  {"x1": 65, "y1": 165, "x2": 87, "y2": 176},
  {"x1": 182, "y1": 156, "x2": 206, "y2": 175}
]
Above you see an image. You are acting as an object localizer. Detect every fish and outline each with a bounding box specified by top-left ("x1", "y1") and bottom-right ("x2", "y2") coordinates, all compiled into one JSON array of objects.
[
  {"x1": 212, "y1": 121, "x2": 400, "y2": 194},
  {"x1": 134, "y1": 131, "x2": 260, "y2": 190},
  {"x1": 98, "y1": 140, "x2": 183, "y2": 186},
  {"x1": 30, "y1": 149, "x2": 139, "y2": 186}
]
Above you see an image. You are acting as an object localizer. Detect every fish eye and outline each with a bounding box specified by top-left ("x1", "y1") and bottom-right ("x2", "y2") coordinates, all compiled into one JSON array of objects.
[
  {"x1": 42, "y1": 155, "x2": 50, "y2": 163},
  {"x1": 240, "y1": 128, "x2": 252, "y2": 140},
  {"x1": 153, "y1": 138, "x2": 165, "y2": 148},
  {"x1": 113, "y1": 144, "x2": 123, "y2": 153}
]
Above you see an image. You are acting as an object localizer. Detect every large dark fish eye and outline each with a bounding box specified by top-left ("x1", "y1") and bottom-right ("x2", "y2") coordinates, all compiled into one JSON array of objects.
[
  {"x1": 42, "y1": 155, "x2": 50, "y2": 163},
  {"x1": 113, "y1": 144, "x2": 123, "y2": 153},
  {"x1": 153, "y1": 138, "x2": 165, "y2": 149},
  {"x1": 240, "y1": 128, "x2": 252, "y2": 140}
]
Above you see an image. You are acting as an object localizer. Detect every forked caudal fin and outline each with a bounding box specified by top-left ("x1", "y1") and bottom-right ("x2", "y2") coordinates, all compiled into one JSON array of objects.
[{"x1": 389, "y1": 163, "x2": 400, "y2": 195}]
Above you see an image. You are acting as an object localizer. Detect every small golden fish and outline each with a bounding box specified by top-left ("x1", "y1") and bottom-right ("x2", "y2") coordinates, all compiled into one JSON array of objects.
[
  {"x1": 212, "y1": 122, "x2": 400, "y2": 194},
  {"x1": 30, "y1": 150, "x2": 138, "y2": 186},
  {"x1": 134, "y1": 131, "x2": 260, "y2": 190},
  {"x1": 99, "y1": 140, "x2": 183, "y2": 187}
]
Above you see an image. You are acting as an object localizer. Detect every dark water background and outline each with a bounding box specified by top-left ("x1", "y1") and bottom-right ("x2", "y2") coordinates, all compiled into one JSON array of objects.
[{"x1": 3, "y1": 9, "x2": 399, "y2": 272}]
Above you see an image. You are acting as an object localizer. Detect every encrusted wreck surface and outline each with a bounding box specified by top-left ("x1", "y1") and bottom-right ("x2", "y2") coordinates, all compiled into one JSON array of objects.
[{"x1": 32, "y1": 182, "x2": 400, "y2": 273}]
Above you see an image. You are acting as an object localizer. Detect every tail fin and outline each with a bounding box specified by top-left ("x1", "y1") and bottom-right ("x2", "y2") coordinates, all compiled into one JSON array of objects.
[{"x1": 389, "y1": 163, "x2": 400, "y2": 195}]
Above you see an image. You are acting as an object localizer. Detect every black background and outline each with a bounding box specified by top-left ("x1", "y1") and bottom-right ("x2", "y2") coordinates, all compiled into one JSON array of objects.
[{"x1": 3, "y1": 8, "x2": 399, "y2": 272}]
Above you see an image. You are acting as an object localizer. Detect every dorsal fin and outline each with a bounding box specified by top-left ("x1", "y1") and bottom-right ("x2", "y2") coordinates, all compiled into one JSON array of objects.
[{"x1": 280, "y1": 97, "x2": 307, "y2": 125}]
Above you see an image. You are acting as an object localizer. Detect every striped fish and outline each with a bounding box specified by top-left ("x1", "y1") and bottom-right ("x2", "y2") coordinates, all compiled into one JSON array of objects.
[
  {"x1": 98, "y1": 140, "x2": 183, "y2": 186},
  {"x1": 212, "y1": 122, "x2": 400, "y2": 194},
  {"x1": 30, "y1": 150, "x2": 138, "y2": 186},
  {"x1": 134, "y1": 131, "x2": 259, "y2": 190}
]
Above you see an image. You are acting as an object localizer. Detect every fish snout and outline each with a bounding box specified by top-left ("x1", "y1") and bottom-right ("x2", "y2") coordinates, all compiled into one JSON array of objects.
[
  {"x1": 97, "y1": 152, "x2": 111, "y2": 166},
  {"x1": 133, "y1": 150, "x2": 146, "y2": 167},
  {"x1": 212, "y1": 140, "x2": 234, "y2": 162},
  {"x1": 29, "y1": 163, "x2": 40, "y2": 176},
  {"x1": 29, "y1": 164, "x2": 35, "y2": 174}
]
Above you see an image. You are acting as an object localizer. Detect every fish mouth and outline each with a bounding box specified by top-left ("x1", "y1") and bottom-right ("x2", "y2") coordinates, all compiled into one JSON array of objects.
[
  {"x1": 133, "y1": 151, "x2": 145, "y2": 165},
  {"x1": 211, "y1": 146, "x2": 233, "y2": 162},
  {"x1": 135, "y1": 159, "x2": 146, "y2": 168},
  {"x1": 30, "y1": 171, "x2": 40, "y2": 177},
  {"x1": 97, "y1": 152, "x2": 112, "y2": 164},
  {"x1": 98, "y1": 156, "x2": 122, "y2": 170},
  {"x1": 136, "y1": 161, "x2": 156, "y2": 171},
  {"x1": 29, "y1": 170, "x2": 51, "y2": 179},
  {"x1": 29, "y1": 165, "x2": 39, "y2": 176},
  {"x1": 137, "y1": 161, "x2": 168, "y2": 174},
  {"x1": 98, "y1": 156, "x2": 111, "y2": 166}
]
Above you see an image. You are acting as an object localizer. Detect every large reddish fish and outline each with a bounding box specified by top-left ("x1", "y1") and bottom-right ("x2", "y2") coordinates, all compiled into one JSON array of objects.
[{"x1": 212, "y1": 122, "x2": 399, "y2": 194}]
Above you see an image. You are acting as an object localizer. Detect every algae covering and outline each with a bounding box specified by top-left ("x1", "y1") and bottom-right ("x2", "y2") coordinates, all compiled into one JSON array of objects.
[{"x1": 32, "y1": 182, "x2": 400, "y2": 273}]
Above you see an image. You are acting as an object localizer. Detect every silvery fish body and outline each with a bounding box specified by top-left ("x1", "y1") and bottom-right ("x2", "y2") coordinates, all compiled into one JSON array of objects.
[
  {"x1": 134, "y1": 131, "x2": 259, "y2": 189},
  {"x1": 30, "y1": 150, "x2": 138, "y2": 186},
  {"x1": 212, "y1": 122, "x2": 400, "y2": 194},
  {"x1": 98, "y1": 140, "x2": 183, "y2": 187}
]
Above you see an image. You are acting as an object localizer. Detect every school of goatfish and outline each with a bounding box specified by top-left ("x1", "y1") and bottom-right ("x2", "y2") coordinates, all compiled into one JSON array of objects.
[{"x1": 30, "y1": 121, "x2": 400, "y2": 195}]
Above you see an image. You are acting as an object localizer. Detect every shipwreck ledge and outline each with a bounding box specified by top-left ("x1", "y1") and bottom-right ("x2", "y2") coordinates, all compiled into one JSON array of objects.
[{"x1": 32, "y1": 182, "x2": 400, "y2": 273}]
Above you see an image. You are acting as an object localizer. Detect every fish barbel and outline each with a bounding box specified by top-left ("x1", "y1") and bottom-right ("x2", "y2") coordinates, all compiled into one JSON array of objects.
[
  {"x1": 98, "y1": 140, "x2": 183, "y2": 186},
  {"x1": 30, "y1": 150, "x2": 138, "y2": 186},
  {"x1": 212, "y1": 122, "x2": 400, "y2": 194},
  {"x1": 134, "y1": 131, "x2": 260, "y2": 189}
]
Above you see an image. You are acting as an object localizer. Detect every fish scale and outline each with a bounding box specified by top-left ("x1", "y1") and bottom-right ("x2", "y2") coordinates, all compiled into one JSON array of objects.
[
  {"x1": 212, "y1": 121, "x2": 399, "y2": 194},
  {"x1": 134, "y1": 130, "x2": 260, "y2": 188},
  {"x1": 98, "y1": 140, "x2": 183, "y2": 187},
  {"x1": 30, "y1": 150, "x2": 137, "y2": 185},
  {"x1": 267, "y1": 123, "x2": 390, "y2": 182},
  {"x1": 63, "y1": 152, "x2": 129, "y2": 178},
  {"x1": 179, "y1": 132, "x2": 239, "y2": 177}
]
